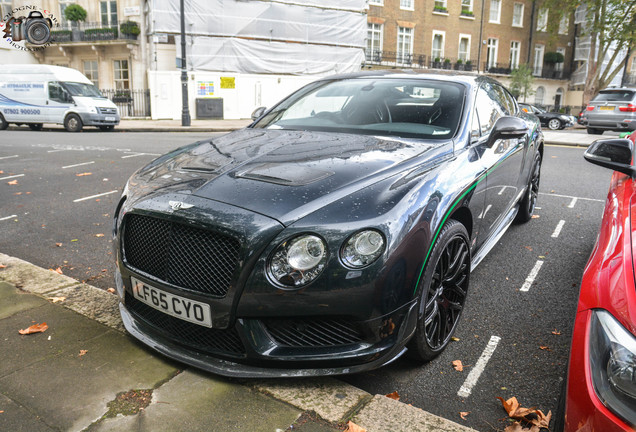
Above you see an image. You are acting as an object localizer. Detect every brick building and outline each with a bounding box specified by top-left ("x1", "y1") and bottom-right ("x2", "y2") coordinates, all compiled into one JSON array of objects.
[{"x1": 365, "y1": 0, "x2": 580, "y2": 110}]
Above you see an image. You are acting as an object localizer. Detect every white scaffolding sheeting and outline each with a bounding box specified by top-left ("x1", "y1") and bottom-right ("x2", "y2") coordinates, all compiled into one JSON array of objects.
[{"x1": 150, "y1": 0, "x2": 367, "y2": 74}]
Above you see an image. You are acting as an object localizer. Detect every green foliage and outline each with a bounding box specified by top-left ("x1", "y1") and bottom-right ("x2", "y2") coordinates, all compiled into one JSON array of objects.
[
  {"x1": 456, "y1": 59, "x2": 463, "y2": 64},
  {"x1": 433, "y1": 6, "x2": 448, "y2": 13},
  {"x1": 444, "y1": 58, "x2": 451, "y2": 63},
  {"x1": 544, "y1": 51, "x2": 565, "y2": 64},
  {"x1": 509, "y1": 65, "x2": 535, "y2": 101},
  {"x1": 120, "y1": 21, "x2": 140, "y2": 36},
  {"x1": 63, "y1": 4, "x2": 87, "y2": 22}
]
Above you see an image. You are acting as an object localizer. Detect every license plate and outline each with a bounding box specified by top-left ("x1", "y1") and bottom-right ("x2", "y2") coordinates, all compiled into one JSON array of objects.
[
  {"x1": 599, "y1": 106, "x2": 614, "y2": 111},
  {"x1": 105, "y1": 116, "x2": 116, "y2": 121},
  {"x1": 131, "y1": 277, "x2": 213, "y2": 327}
]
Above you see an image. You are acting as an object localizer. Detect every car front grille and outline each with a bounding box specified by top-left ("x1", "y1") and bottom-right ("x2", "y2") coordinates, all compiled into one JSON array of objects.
[
  {"x1": 98, "y1": 107, "x2": 117, "y2": 115},
  {"x1": 126, "y1": 293, "x2": 246, "y2": 356},
  {"x1": 263, "y1": 318, "x2": 364, "y2": 347},
  {"x1": 122, "y1": 214, "x2": 241, "y2": 297}
]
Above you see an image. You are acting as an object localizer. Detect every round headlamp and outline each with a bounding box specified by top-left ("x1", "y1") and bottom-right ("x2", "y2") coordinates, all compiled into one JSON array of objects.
[
  {"x1": 268, "y1": 234, "x2": 327, "y2": 287},
  {"x1": 341, "y1": 230, "x2": 385, "y2": 268}
]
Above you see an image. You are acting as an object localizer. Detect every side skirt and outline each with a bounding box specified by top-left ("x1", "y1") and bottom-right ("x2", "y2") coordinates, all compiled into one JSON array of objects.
[{"x1": 470, "y1": 204, "x2": 519, "y2": 272}]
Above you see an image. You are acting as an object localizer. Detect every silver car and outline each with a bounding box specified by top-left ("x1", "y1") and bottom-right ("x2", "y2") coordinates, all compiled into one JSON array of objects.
[{"x1": 585, "y1": 87, "x2": 636, "y2": 135}]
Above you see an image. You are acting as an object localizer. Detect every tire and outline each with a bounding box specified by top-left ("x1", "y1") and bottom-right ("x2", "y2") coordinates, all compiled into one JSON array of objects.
[
  {"x1": 587, "y1": 127, "x2": 603, "y2": 135},
  {"x1": 64, "y1": 113, "x2": 83, "y2": 132},
  {"x1": 548, "y1": 118, "x2": 562, "y2": 130},
  {"x1": 407, "y1": 219, "x2": 470, "y2": 362},
  {"x1": 99, "y1": 125, "x2": 115, "y2": 131},
  {"x1": 28, "y1": 123, "x2": 43, "y2": 131},
  {"x1": 515, "y1": 152, "x2": 541, "y2": 224},
  {"x1": 0, "y1": 113, "x2": 8, "y2": 130}
]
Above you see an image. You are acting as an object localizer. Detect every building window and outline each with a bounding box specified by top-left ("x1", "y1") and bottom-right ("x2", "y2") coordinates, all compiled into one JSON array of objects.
[
  {"x1": 487, "y1": 38, "x2": 498, "y2": 69},
  {"x1": 536, "y1": 9, "x2": 548, "y2": 32},
  {"x1": 461, "y1": 0, "x2": 473, "y2": 14},
  {"x1": 510, "y1": 41, "x2": 520, "y2": 69},
  {"x1": 489, "y1": 0, "x2": 501, "y2": 23},
  {"x1": 533, "y1": 44, "x2": 545, "y2": 76},
  {"x1": 400, "y1": 0, "x2": 414, "y2": 10},
  {"x1": 534, "y1": 86, "x2": 545, "y2": 105},
  {"x1": 512, "y1": 3, "x2": 524, "y2": 27},
  {"x1": 83, "y1": 60, "x2": 99, "y2": 87},
  {"x1": 113, "y1": 59, "x2": 130, "y2": 90},
  {"x1": 0, "y1": 0, "x2": 12, "y2": 20},
  {"x1": 555, "y1": 47, "x2": 566, "y2": 73},
  {"x1": 369, "y1": 0, "x2": 383, "y2": 5},
  {"x1": 559, "y1": 15, "x2": 569, "y2": 34},
  {"x1": 367, "y1": 23, "x2": 383, "y2": 60},
  {"x1": 396, "y1": 27, "x2": 413, "y2": 64},
  {"x1": 458, "y1": 35, "x2": 470, "y2": 61},
  {"x1": 432, "y1": 32, "x2": 445, "y2": 60},
  {"x1": 101, "y1": 1, "x2": 118, "y2": 27},
  {"x1": 59, "y1": 0, "x2": 73, "y2": 28},
  {"x1": 434, "y1": 0, "x2": 447, "y2": 11}
]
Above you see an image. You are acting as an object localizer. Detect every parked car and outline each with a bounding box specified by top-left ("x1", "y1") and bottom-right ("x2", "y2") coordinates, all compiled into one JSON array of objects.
[
  {"x1": 519, "y1": 103, "x2": 576, "y2": 130},
  {"x1": 560, "y1": 131, "x2": 636, "y2": 431},
  {"x1": 113, "y1": 72, "x2": 543, "y2": 377},
  {"x1": 585, "y1": 87, "x2": 636, "y2": 135},
  {"x1": 577, "y1": 109, "x2": 588, "y2": 125}
]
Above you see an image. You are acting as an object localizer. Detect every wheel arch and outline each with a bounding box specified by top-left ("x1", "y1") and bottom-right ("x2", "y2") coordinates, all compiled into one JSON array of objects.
[{"x1": 449, "y1": 206, "x2": 473, "y2": 240}]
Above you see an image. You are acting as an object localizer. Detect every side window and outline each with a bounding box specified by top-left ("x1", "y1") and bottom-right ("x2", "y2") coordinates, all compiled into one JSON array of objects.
[
  {"x1": 475, "y1": 85, "x2": 503, "y2": 136},
  {"x1": 48, "y1": 82, "x2": 68, "y2": 103}
]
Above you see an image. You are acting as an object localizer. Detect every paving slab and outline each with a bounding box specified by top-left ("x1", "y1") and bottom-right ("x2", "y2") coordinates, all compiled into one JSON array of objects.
[
  {"x1": 0, "y1": 281, "x2": 47, "y2": 320},
  {"x1": 0, "y1": 393, "x2": 55, "y2": 432}
]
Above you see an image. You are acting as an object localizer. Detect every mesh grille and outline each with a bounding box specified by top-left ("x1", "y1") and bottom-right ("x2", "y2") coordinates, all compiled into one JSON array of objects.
[
  {"x1": 126, "y1": 293, "x2": 245, "y2": 356},
  {"x1": 264, "y1": 318, "x2": 363, "y2": 347},
  {"x1": 123, "y1": 214, "x2": 240, "y2": 297}
]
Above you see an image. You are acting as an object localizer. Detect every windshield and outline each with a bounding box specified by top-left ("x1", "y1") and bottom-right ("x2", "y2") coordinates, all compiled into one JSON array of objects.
[
  {"x1": 252, "y1": 78, "x2": 465, "y2": 140},
  {"x1": 62, "y1": 82, "x2": 103, "y2": 98}
]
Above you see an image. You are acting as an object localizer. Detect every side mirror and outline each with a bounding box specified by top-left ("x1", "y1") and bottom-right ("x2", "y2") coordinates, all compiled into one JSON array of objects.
[
  {"x1": 584, "y1": 138, "x2": 635, "y2": 177},
  {"x1": 489, "y1": 116, "x2": 529, "y2": 145},
  {"x1": 251, "y1": 106, "x2": 267, "y2": 121}
]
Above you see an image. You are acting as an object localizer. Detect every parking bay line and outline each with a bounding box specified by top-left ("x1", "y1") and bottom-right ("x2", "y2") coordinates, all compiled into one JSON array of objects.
[
  {"x1": 520, "y1": 260, "x2": 544, "y2": 292},
  {"x1": 0, "y1": 174, "x2": 25, "y2": 181},
  {"x1": 63, "y1": 161, "x2": 95, "y2": 169},
  {"x1": 552, "y1": 220, "x2": 566, "y2": 238},
  {"x1": 0, "y1": 155, "x2": 19, "y2": 160},
  {"x1": 539, "y1": 192, "x2": 603, "y2": 204},
  {"x1": 0, "y1": 215, "x2": 17, "y2": 221},
  {"x1": 73, "y1": 190, "x2": 119, "y2": 203},
  {"x1": 457, "y1": 335, "x2": 501, "y2": 398}
]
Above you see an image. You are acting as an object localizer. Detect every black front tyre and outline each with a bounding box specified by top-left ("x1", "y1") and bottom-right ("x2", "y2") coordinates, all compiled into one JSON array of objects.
[
  {"x1": 407, "y1": 219, "x2": 470, "y2": 362},
  {"x1": 0, "y1": 113, "x2": 8, "y2": 130},
  {"x1": 28, "y1": 123, "x2": 43, "y2": 131},
  {"x1": 515, "y1": 152, "x2": 541, "y2": 224},
  {"x1": 64, "y1": 114, "x2": 83, "y2": 132}
]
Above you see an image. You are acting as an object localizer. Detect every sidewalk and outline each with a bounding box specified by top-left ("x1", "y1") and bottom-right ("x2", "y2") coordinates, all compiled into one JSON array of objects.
[{"x1": 0, "y1": 253, "x2": 475, "y2": 432}]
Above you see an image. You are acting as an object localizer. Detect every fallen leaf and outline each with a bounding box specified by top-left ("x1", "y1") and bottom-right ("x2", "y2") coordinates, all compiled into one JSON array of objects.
[
  {"x1": 346, "y1": 421, "x2": 366, "y2": 432},
  {"x1": 49, "y1": 296, "x2": 66, "y2": 303},
  {"x1": 530, "y1": 409, "x2": 552, "y2": 429},
  {"x1": 95, "y1": 233, "x2": 105, "y2": 237},
  {"x1": 53, "y1": 267, "x2": 63, "y2": 275},
  {"x1": 71, "y1": 239, "x2": 78, "y2": 242},
  {"x1": 107, "y1": 288, "x2": 116, "y2": 294},
  {"x1": 524, "y1": 246, "x2": 533, "y2": 251},
  {"x1": 551, "y1": 329, "x2": 561, "y2": 335},
  {"x1": 14, "y1": 192, "x2": 22, "y2": 195},
  {"x1": 539, "y1": 346, "x2": 551, "y2": 351},
  {"x1": 7, "y1": 180, "x2": 18, "y2": 185},
  {"x1": 79, "y1": 350, "x2": 88, "y2": 357},
  {"x1": 0, "y1": 264, "x2": 6, "y2": 269},
  {"x1": 55, "y1": 243, "x2": 63, "y2": 247},
  {"x1": 451, "y1": 336, "x2": 460, "y2": 341},
  {"x1": 460, "y1": 411, "x2": 470, "y2": 420},
  {"x1": 452, "y1": 360, "x2": 464, "y2": 371},
  {"x1": 19, "y1": 322, "x2": 48, "y2": 335},
  {"x1": 385, "y1": 391, "x2": 400, "y2": 400},
  {"x1": 76, "y1": 172, "x2": 92, "y2": 177},
  {"x1": 496, "y1": 396, "x2": 538, "y2": 420},
  {"x1": 531, "y1": 215, "x2": 540, "y2": 219}
]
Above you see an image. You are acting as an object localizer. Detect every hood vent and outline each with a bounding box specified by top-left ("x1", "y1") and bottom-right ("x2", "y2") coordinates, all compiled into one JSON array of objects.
[{"x1": 235, "y1": 163, "x2": 334, "y2": 186}]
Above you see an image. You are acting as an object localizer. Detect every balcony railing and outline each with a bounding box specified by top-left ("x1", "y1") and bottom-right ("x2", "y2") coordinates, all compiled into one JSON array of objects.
[
  {"x1": 484, "y1": 62, "x2": 571, "y2": 80},
  {"x1": 101, "y1": 89, "x2": 151, "y2": 118},
  {"x1": 364, "y1": 50, "x2": 475, "y2": 71},
  {"x1": 50, "y1": 21, "x2": 140, "y2": 44}
]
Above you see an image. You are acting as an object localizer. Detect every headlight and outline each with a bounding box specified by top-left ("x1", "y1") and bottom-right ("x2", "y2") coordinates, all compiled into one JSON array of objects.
[
  {"x1": 341, "y1": 230, "x2": 385, "y2": 268},
  {"x1": 268, "y1": 234, "x2": 327, "y2": 287},
  {"x1": 589, "y1": 310, "x2": 636, "y2": 426}
]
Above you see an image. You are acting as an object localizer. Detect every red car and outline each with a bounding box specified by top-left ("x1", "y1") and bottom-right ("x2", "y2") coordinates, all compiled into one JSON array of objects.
[{"x1": 562, "y1": 131, "x2": 636, "y2": 431}]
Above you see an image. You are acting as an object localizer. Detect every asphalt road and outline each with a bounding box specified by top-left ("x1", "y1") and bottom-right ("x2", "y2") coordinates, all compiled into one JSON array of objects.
[{"x1": 0, "y1": 129, "x2": 613, "y2": 431}]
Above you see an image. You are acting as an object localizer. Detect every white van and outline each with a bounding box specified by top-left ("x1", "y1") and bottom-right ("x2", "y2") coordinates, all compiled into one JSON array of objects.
[{"x1": 0, "y1": 64, "x2": 120, "y2": 132}]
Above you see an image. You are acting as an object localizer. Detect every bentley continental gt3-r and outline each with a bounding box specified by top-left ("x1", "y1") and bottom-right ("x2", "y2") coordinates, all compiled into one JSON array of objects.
[{"x1": 113, "y1": 72, "x2": 543, "y2": 377}]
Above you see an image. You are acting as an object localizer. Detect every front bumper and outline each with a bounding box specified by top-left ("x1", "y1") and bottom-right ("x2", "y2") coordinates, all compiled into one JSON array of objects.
[{"x1": 79, "y1": 112, "x2": 120, "y2": 126}]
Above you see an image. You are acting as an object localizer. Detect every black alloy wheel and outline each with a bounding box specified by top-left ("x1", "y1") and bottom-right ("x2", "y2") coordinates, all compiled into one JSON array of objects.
[
  {"x1": 408, "y1": 219, "x2": 470, "y2": 362},
  {"x1": 515, "y1": 152, "x2": 541, "y2": 223}
]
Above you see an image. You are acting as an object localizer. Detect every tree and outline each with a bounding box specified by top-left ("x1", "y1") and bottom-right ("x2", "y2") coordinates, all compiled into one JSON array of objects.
[
  {"x1": 542, "y1": 0, "x2": 636, "y2": 104},
  {"x1": 509, "y1": 65, "x2": 535, "y2": 102},
  {"x1": 64, "y1": 4, "x2": 87, "y2": 24}
]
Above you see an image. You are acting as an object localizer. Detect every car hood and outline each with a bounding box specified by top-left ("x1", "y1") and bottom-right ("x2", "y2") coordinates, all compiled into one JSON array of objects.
[{"x1": 131, "y1": 129, "x2": 450, "y2": 225}]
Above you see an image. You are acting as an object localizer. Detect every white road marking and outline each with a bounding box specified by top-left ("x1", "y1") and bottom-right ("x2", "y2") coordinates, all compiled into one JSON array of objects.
[
  {"x1": 63, "y1": 161, "x2": 95, "y2": 169},
  {"x1": 478, "y1": 204, "x2": 492, "y2": 219},
  {"x1": 498, "y1": 186, "x2": 507, "y2": 196},
  {"x1": 0, "y1": 215, "x2": 17, "y2": 221},
  {"x1": 73, "y1": 190, "x2": 119, "y2": 202},
  {"x1": 0, "y1": 174, "x2": 25, "y2": 181},
  {"x1": 0, "y1": 155, "x2": 18, "y2": 160},
  {"x1": 521, "y1": 260, "x2": 544, "y2": 292},
  {"x1": 47, "y1": 149, "x2": 68, "y2": 153},
  {"x1": 457, "y1": 335, "x2": 501, "y2": 398},
  {"x1": 539, "y1": 192, "x2": 603, "y2": 203},
  {"x1": 551, "y1": 220, "x2": 566, "y2": 238},
  {"x1": 568, "y1": 197, "x2": 578, "y2": 208}
]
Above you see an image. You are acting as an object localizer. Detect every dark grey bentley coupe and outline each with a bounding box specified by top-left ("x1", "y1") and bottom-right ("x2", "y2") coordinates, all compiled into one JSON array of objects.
[{"x1": 114, "y1": 72, "x2": 543, "y2": 377}]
